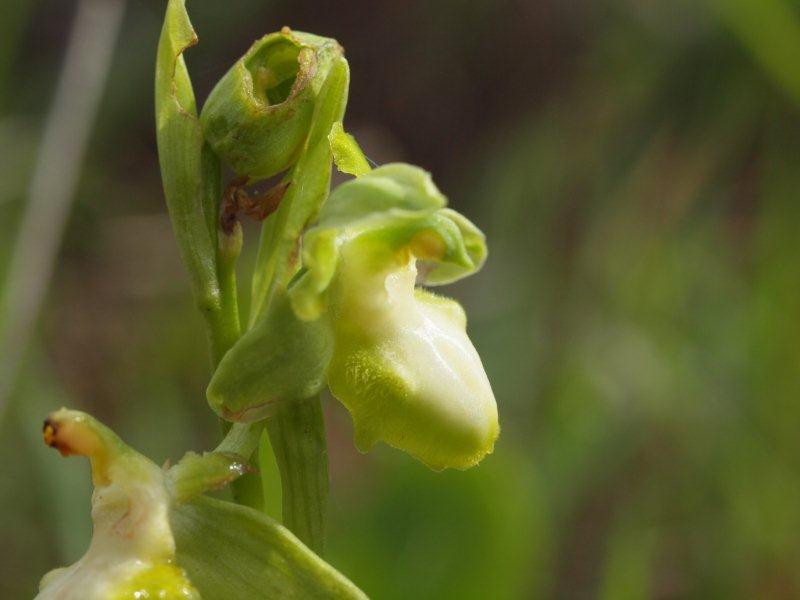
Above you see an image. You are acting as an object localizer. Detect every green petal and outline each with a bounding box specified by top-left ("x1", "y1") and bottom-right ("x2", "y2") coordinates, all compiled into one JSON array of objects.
[
  {"x1": 329, "y1": 121, "x2": 371, "y2": 177},
  {"x1": 420, "y1": 208, "x2": 488, "y2": 285},
  {"x1": 317, "y1": 163, "x2": 446, "y2": 226}
]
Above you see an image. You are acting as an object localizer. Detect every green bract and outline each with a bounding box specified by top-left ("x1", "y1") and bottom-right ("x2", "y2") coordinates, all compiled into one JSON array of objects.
[
  {"x1": 201, "y1": 28, "x2": 343, "y2": 181},
  {"x1": 289, "y1": 164, "x2": 498, "y2": 470},
  {"x1": 207, "y1": 293, "x2": 333, "y2": 422},
  {"x1": 155, "y1": 0, "x2": 220, "y2": 314}
]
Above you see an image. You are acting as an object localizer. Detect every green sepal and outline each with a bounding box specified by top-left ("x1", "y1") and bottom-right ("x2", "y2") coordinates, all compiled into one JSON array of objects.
[
  {"x1": 166, "y1": 451, "x2": 251, "y2": 505},
  {"x1": 200, "y1": 28, "x2": 343, "y2": 181},
  {"x1": 155, "y1": 0, "x2": 220, "y2": 313},
  {"x1": 207, "y1": 292, "x2": 333, "y2": 422},
  {"x1": 316, "y1": 162, "x2": 446, "y2": 226},
  {"x1": 329, "y1": 121, "x2": 371, "y2": 177},
  {"x1": 171, "y1": 495, "x2": 367, "y2": 599}
]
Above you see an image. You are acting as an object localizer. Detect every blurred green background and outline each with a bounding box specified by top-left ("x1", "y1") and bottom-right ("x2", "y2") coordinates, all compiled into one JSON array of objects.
[{"x1": 2, "y1": 0, "x2": 800, "y2": 598}]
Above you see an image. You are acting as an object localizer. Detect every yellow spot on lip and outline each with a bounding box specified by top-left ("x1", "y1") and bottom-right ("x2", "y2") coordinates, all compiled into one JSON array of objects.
[{"x1": 410, "y1": 230, "x2": 445, "y2": 260}]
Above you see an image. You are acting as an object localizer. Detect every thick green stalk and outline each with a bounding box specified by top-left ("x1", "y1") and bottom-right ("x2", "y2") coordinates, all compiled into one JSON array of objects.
[
  {"x1": 211, "y1": 222, "x2": 242, "y2": 365},
  {"x1": 266, "y1": 396, "x2": 329, "y2": 555},
  {"x1": 214, "y1": 224, "x2": 270, "y2": 511},
  {"x1": 205, "y1": 304, "x2": 240, "y2": 369},
  {"x1": 202, "y1": 143, "x2": 241, "y2": 367}
]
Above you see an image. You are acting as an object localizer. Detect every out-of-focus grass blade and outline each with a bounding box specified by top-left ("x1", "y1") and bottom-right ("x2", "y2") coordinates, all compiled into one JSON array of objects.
[
  {"x1": 710, "y1": 0, "x2": 800, "y2": 105},
  {"x1": 0, "y1": 0, "x2": 126, "y2": 416}
]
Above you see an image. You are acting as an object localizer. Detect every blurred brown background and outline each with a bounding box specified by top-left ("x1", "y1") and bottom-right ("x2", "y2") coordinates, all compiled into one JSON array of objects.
[{"x1": 2, "y1": 0, "x2": 800, "y2": 598}]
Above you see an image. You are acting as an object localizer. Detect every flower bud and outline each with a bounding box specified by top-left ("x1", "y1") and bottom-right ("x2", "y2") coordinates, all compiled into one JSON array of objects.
[
  {"x1": 200, "y1": 28, "x2": 344, "y2": 180},
  {"x1": 289, "y1": 164, "x2": 498, "y2": 470}
]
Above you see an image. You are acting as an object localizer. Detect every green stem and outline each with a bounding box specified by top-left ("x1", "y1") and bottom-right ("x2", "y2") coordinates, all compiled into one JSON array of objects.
[
  {"x1": 211, "y1": 223, "x2": 269, "y2": 511},
  {"x1": 204, "y1": 305, "x2": 239, "y2": 369},
  {"x1": 208, "y1": 222, "x2": 242, "y2": 365},
  {"x1": 215, "y1": 421, "x2": 264, "y2": 458},
  {"x1": 266, "y1": 396, "x2": 329, "y2": 555}
]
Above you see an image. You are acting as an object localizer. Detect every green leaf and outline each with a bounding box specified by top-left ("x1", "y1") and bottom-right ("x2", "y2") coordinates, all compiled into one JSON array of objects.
[
  {"x1": 171, "y1": 495, "x2": 367, "y2": 600},
  {"x1": 154, "y1": 0, "x2": 220, "y2": 314},
  {"x1": 329, "y1": 121, "x2": 371, "y2": 177}
]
